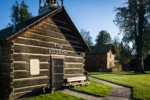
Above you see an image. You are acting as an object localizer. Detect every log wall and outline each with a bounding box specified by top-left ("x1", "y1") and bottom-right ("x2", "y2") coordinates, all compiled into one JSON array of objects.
[
  {"x1": 85, "y1": 53, "x2": 107, "y2": 71},
  {"x1": 0, "y1": 43, "x2": 14, "y2": 99},
  {"x1": 10, "y1": 13, "x2": 86, "y2": 99}
]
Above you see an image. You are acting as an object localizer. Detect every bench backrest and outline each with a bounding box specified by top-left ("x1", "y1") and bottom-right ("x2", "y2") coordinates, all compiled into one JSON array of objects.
[{"x1": 67, "y1": 77, "x2": 86, "y2": 82}]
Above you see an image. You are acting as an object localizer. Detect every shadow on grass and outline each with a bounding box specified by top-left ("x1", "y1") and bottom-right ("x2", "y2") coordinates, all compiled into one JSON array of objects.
[{"x1": 18, "y1": 89, "x2": 44, "y2": 99}]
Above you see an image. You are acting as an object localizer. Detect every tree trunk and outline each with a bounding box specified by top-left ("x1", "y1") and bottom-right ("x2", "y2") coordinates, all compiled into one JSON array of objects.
[{"x1": 135, "y1": 0, "x2": 145, "y2": 73}]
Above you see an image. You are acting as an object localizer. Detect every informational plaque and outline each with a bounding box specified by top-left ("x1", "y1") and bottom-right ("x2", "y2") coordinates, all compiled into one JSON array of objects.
[{"x1": 30, "y1": 59, "x2": 40, "y2": 75}]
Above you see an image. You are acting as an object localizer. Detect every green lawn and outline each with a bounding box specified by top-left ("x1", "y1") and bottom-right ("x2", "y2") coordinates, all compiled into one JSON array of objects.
[
  {"x1": 19, "y1": 91, "x2": 83, "y2": 100},
  {"x1": 74, "y1": 80, "x2": 112, "y2": 97},
  {"x1": 19, "y1": 80, "x2": 112, "y2": 100},
  {"x1": 89, "y1": 71, "x2": 150, "y2": 99}
]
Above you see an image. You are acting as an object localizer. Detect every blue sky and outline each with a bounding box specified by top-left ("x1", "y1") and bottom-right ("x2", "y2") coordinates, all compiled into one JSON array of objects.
[{"x1": 0, "y1": 0, "x2": 125, "y2": 43}]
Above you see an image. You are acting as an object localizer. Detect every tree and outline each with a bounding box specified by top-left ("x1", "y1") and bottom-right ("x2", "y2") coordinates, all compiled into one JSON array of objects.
[
  {"x1": 114, "y1": 0, "x2": 150, "y2": 73},
  {"x1": 119, "y1": 42, "x2": 132, "y2": 65},
  {"x1": 11, "y1": 0, "x2": 19, "y2": 23},
  {"x1": 95, "y1": 30, "x2": 111, "y2": 45},
  {"x1": 80, "y1": 29, "x2": 93, "y2": 46},
  {"x1": 19, "y1": 0, "x2": 33, "y2": 22},
  {"x1": 112, "y1": 37, "x2": 121, "y2": 60},
  {"x1": 10, "y1": 0, "x2": 33, "y2": 24}
]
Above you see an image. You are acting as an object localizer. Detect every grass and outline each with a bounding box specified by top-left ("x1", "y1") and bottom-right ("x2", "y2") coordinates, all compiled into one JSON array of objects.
[
  {"x1": 19, "y1": 91, "x2": 83, "y2": 100},
  {"x1": 73, "y1": 80, "x2": 112, "y2": 97},
  {"x1": 89, "y1": 71, "x2": 150, "y2": 99},
  {"x1": 18, "y1": 80, "x2": 112, "y2": 100}
]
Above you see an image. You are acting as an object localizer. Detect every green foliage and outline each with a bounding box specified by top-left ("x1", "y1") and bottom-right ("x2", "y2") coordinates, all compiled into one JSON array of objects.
[
  {"x1": 11, "y1": 0, "x2": 19, "y2": 23},
  {"x1": 112, "y1": 37, "x2": 121, "y2": 60},
  {"x1": 19, "y1": 0, "x2": 32, "y2": 22},
  {"x1": 19, "y1": 91, "x2": 83, "y2": 100},
  {"x1": 74, "y1": 80, "x2": 112, "y2": 97},
  {"x1": 11, "y1": 0, "x2": 33, "y2": 24},
  {"x1": 90, "y1": 72, "x2": 150, "y2": 99},
  {"x1": 114, "y1": 0, "x2": 150, "y2": 72},
  {"x1": 95, "y1": 30, "x2": 111, "y2": 46},
  {"x1": 119, "y1": 42, "x2": 132, "y2": 64},
  {"x1": 80, "y1": 29, "x2": 94, "y2": 46}
]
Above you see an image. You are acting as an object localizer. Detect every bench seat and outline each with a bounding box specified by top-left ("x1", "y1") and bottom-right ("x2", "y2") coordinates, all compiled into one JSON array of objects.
[{"x1": 65, "y1": 76, "x2": 89, "y2": 88}]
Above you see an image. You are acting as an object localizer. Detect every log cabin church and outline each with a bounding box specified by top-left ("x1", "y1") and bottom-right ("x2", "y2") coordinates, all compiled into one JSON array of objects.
[{"x1": 0, "y1": 0, "x2": 90, "y2": 99}]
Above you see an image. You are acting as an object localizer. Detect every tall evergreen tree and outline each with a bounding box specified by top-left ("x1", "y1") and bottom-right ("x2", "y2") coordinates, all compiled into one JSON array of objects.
[
  {"x1": 11, "y1": 0, "x2": 19, "y2": 23},
  {"x1": 10, "y1": 0, "x2": 33, "y2": 24},
  {"x1": 114, "y1": 0, "x2": 150, "y2": 73},
  {"x1": 95, "y1": 30, "x2": 111, "y2": 46},
  {"x1": 19, "y1": 0, "x2": 32, "y2": 22}
]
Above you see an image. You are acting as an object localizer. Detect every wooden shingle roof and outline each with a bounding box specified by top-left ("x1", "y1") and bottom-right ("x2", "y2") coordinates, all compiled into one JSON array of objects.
[{"x1": 90, "y1": 44, "x2": 116, "y2": 54}]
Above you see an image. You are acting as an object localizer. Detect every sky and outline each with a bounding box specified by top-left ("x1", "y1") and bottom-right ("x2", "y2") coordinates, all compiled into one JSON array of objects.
[{"x1": 0, "y1": 0, "x2": 126, "y2": 44}]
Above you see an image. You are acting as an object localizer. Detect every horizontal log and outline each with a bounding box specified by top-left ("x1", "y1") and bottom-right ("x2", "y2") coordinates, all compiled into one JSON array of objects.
[
  {"x1": 14, "y1": 63, "x2": 29, "y2": 70},
  {"x1": 65, "y1": 57, "x2": 84, "y2": 63},
  {"x1": 10, "y1": 89, "x2": 41, "y2": 100},
  {"x1": 14, "y1": 70, "x2": 50, "y2": 79},
  {"x1": 64, "y1": 74, "x2": 84, "y2": 79},
  {"x1": 20, "y1": 31, "x2": 81, "y2": 47},
  {"x1": 44, "y1": 18, "x2": 68, "y2": 29},
  {"x1": 14, "y1": 37, "x2": 84, "y2": 52},
  {"x1": 13, "y1": 53, "x2": 50, "y2": 62},
  {"x1": 14, "y1": 71, "x2": 29, "y2": 79},
  {"x1": 30, "y1": 26, "x2": 78, "y2": 42},
  {"x1": 30, "y1": 27, "x2": 83, "y2": 48},
  {"x1": 14, "y1": 44, "x2": 85, "y2": 57},
  {"x1": 30, "y1": 26, "x2": 68, "y2": 40},
  {"x1": 13, "y1": 84, "x2": 47, "y2": 93},
  {"x1": 40, "y1": 63, "x2": 50, "y2": 69},
  {"x1": 64, "y1": 63, "x2": 84, "y2": 68},
  {"x1": 64, "y1": 69, "x2": 84, "y2": 74},
  {"x1": 42, "y1": 21, "x2": 70, "y2": 32},
  {"x1": 14, "y1": 62, "x2": 50, "y2": 71},
  {"x1": 45, "y1": 17, "x2": 67, "y2": 25},
  {"x1": 52, "y1": 15, "x2": 66, "y2": 23},
  {"x1": 13, "y1": 53, "x2": 84, "y2": 63},
  {"x1": 14, "y1": 77, "x2": 49, "y2": 88},
  {"x1": 53, "y1": 18, "x2": 67, "y2": 25},
  {"x1": 36, "y1": 20, "x2": 70, "y2": 32}
]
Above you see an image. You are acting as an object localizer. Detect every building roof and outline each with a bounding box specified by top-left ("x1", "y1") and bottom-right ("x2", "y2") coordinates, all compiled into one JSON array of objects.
[
  {"x1": 90, "y1": 44, "x2": 116, "y2": 54},
  {"x1": 0, "y1": 7, "x2": 90, "y2": 51}
]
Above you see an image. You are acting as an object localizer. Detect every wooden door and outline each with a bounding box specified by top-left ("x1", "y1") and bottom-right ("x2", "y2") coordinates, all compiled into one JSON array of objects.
[{"x1": 52, "y1": 59, "x2": 64, "y2": 90}]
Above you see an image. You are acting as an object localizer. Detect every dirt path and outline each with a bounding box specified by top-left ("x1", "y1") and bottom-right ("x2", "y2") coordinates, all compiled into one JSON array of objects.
[{"x1": 61, "y1": 76, "x2": 133, "y2": 100}]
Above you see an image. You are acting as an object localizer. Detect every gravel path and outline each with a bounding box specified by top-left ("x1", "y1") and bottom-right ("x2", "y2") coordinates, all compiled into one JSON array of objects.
[{"x1": 60, "y1": 76, "x2": 133, "y2": 100}]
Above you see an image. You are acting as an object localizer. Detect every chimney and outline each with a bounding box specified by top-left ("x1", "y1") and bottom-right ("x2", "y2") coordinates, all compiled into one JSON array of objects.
[{"x1": 13, "y1": 16, "x2": 16, "y2": 33}]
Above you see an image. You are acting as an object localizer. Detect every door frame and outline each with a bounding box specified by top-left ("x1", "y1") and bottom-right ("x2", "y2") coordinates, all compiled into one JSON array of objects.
[{"x1": 50, "y1": 55, "x2": 65, "y2": 91}]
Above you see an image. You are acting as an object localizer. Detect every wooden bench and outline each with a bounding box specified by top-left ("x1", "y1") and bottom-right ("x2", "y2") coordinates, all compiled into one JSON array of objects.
[{"x1": 65, "y1": 77, "x2": 90, "y2": 88}]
